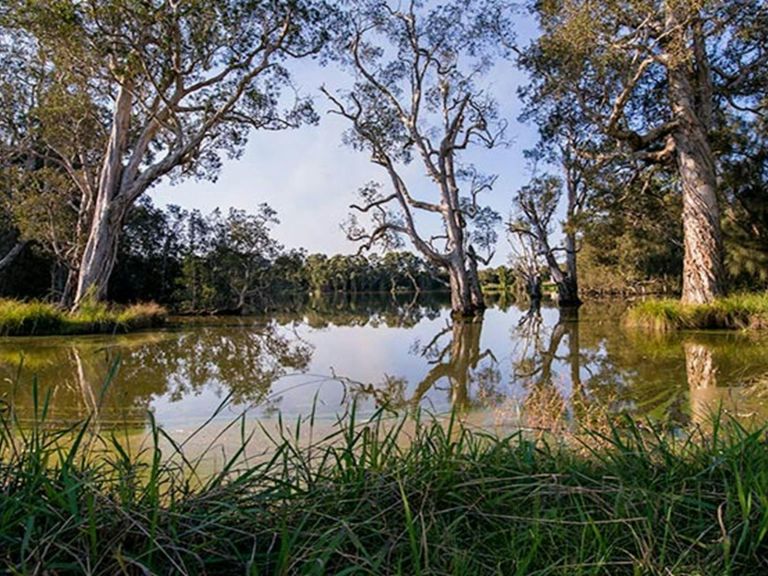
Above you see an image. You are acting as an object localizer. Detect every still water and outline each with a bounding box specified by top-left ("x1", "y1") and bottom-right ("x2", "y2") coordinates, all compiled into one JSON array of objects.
[{"x1": 2, "y1": 296, "x2": 767, "y2": 453}]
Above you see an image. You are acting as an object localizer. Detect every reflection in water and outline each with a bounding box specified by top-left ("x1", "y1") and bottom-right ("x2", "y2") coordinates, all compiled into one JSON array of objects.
[
  {"x1": 410, "y1": 317, "x2": 499, "y2": 412},
  {"x1": 683, "y1": 338, "x2": 768, "y2": 425},
  {"x1": 0, "y1": 323, "x2": 312, "y2": 428},
  {"x1": 685, "y1": 341, "x2": 718, "y2": 423},
  {"x1": 348, "y1": 317, "x2": 502, "y2": 415},
  {"x1": 1, "y1": 298, "x2": 768, "y2": 443},
  {"x1": 511, "y1": 305, "x2": 592, "y2": 432}
]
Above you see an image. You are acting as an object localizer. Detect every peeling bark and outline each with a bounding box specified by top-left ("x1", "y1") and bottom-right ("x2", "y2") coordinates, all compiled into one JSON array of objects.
[
  {"x1": 666, "y1": 5, "x2": 725, "y2": 305},
  {"x1": 669, "y1": 67, "x2": 725, "y2": 304}
]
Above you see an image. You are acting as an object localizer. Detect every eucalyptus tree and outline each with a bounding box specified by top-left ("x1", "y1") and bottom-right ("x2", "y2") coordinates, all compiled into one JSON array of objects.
[
  {"x1": 0, "y1": 21, "x2": 102, "y2": 300},
  {"x1": 325, "y1": 0, "x2": 512, "y2": 316},
  {"x1": 4, "y1": 0, "x2": 332, "y2": 307},
  {"x1": 510, "y1": 141, "x2": 594, "y2": 307},
  {"x1": 521, "y1": 0, "x2": 768, "y2": 304}
]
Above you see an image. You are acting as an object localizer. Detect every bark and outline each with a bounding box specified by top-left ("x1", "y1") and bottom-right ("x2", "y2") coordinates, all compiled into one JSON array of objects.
[
  {"x1": 448, "y1": 259, "x2": 484, "y2": 317},
  {"x1": 74, "y1": 82, "x2": 134, "y2": 307},
  {"x1": 75, "y1": 209, "x2": 126, "y2": 304},
  {"x1": 526, "y1": 275, "x2": 543, "y2": 302},
  {"x1": 666, "y1": 7, "x2": 725, "y2": 305},
  {"x1": 561, "y1": 169, "x2": 582, "y2": 307}
]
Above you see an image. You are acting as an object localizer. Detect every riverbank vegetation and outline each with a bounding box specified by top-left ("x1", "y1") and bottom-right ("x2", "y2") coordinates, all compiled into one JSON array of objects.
[
  {"x1": 627, "y1": 293, "x2": 768, "y2": 332},
  {"x1": 0, "y1": 299, "x2": 166, "y2": 336},
  {"x1": 1, "y1": 406, "x2": 766, "y2": 575}
]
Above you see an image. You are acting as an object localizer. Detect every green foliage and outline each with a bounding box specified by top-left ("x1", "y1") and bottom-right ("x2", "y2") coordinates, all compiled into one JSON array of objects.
[
  {"x1": 1, "y1": 401, "x2": 768, "y2": 574},
  {"x1": 626, "y1": 293, "x2": 768, "y2": 331},
  {"x1": 0, "y1": 299, "x2": 166, "y2": 336},
  {"x1": 577, "y1": 173, "x2": 683, "y2": 295}
]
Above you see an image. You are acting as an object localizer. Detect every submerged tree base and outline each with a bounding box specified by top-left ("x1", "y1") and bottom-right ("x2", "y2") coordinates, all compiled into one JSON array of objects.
[
  {"x1": 626, "y1": 293, "x2": 768, "y2": 331},
  {"x1": 0, "y1": 299, "x2": 167, "y2": 336},
  {"x1": 1, "y1": 408, "x2": 767, "y2": 574}
]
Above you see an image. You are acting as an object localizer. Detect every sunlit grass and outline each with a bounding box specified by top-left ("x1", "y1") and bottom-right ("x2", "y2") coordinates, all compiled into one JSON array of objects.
[
  {"x1": 626, "y1": 292, "x2": 768, "y2": 331},
  {"x1": 1, "y1": 387, "x2": 767, "y2": 574},
  {"x1": 0, "y1": 299, "x2": 167, "y2": 336}
]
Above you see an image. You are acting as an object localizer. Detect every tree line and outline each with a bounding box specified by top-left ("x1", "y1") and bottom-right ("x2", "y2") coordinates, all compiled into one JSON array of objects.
[
  {"x1": 0, "y1": 196, "x2": 472, "y2": 313},
  {"x1": 0, "y1": 0, "x2": 766, "y2": 316}
]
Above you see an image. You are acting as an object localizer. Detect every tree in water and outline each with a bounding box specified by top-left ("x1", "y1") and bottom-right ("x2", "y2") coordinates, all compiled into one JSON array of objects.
[
  {"x1": 326, "y1": 0, "x2": 512, "y2": 316},
  {"x1": 520, "y1": 0, "x2": 768, "y2": 303},
  {"x1": 2, "y1": 0, "x2": 333, "y2": 306},
  {"x1": 510, "y1": 168, "x2": 586, "y2": 307}
]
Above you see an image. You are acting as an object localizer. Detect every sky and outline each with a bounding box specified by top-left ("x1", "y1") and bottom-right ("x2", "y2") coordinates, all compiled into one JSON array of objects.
[{"x1": 151, "y1": 12, "x2": 542, "y2": 266}]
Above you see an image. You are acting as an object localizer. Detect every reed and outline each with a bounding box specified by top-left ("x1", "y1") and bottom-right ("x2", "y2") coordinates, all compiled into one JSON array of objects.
[{"x1": 1, "y1": 390, "x2": 767, "y2": 575}]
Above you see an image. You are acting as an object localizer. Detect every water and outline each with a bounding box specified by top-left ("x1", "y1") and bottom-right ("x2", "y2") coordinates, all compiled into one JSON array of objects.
[{"x1": 2, "y1": 296, "x2": 767, "y2": 452}]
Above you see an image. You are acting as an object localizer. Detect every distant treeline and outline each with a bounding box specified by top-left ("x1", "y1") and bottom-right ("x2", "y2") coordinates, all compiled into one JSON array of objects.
[{"x1": 0, "y1": 198, "x2": 517, "y2": 313}]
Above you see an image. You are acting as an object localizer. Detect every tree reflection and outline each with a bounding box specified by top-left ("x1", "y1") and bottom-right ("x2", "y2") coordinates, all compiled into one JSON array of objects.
[
  {"x1": 0, "y1": 322, "x2": 313, "y2": 428},
  {"x1": 681, "y1": 338, "x2": 768, "y2": 425},
  {"x1": 510, "y1": 305, "x2": 608, "y2": 432},
  {"x1": 362, "y1": 317, "x2": 502, "y2": 413},
  {"x1": 684, "y1": 340, "x2": 718, "y2": 424}
]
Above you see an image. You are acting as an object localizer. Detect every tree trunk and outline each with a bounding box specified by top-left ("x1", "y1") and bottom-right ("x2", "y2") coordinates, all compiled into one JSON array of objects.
[
  {"x1": 73, "y1": 81, "x2": 134, "y2": 308},
  {"x1": 561, "y1": 171, "x2": 582, "y2": 308},
  {"x1": 74, "y1": 203, "x2": 125, "y2": 305},
  {"x1": 542, "y1": 244, "x2": 580, "y2": 308},
  {"x1": 58, "y1": 267, "x2": 78, "y2": 308},
  {"x1": 526, "y1": 274, "x2": 542, "y2": 302},
  {"x1": 667, "y1": 8, "x2": 725, "y2": 305},
  {"x1": 0, "y1": 241, "x2": 27, "y2": 274},
  {"x1": 448, "y1": 260, "x2": 484, "y2": 317}
]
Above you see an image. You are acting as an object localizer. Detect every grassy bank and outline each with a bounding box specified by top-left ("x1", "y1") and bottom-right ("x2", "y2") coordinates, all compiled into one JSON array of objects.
[
  {"x1": 1, "y1": 407, "x2": 767, "y2": 575},
  {"x1": 626, "y1": 292, "x2": 768, "y2": 331},
  {"x1": 0, "y1": 299, "x2": 167, "y2": 336}
]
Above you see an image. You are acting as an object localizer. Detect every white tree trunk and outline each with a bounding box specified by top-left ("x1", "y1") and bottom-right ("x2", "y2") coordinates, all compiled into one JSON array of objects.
[
  {"x1": 73, "y1": 83, "x2": 133, "y2": 307},
  {"x1": 74, "y1": 205, "x2": 125, "y2": 304}
]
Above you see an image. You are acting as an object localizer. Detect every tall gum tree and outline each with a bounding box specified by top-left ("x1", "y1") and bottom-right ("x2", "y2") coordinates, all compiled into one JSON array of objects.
[
  {"x1": 325, "y1": 0, "x2": 512, "y2": 317},
  {"x1": 7, "y1": 0, "x2": 332, "y2": 307},
  {"x1": 521, "y1": 0, "x2": 768, "y2": 304}
]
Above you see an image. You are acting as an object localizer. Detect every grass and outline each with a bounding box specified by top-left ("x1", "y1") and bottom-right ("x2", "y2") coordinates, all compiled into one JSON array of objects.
[
  {"x1": 626, "y1": 292, "x2": 768, "y2": 331},
  {"x1": 1, "y1": 391, "x2": 767, "y2": 575},
  {"x1": 0, "y1": 299, "x2": 167, "y2": 336}
]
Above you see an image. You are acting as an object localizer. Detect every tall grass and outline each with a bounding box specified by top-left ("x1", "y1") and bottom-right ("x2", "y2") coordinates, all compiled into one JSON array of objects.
[
  {"x1": 0, "y1": 299, "x2": 166, "y2": 336},
  {"x1": 626, "y1": 292, "x2": 768, "y2": 331},
  {"x1": 1, "y1": 391, "x2": 767, "y2": 575}
]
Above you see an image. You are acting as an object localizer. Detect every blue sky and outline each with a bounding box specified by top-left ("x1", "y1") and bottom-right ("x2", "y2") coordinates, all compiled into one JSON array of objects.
[{"x1": 151, "y1": 12, "x2": 542, "y2": 266}]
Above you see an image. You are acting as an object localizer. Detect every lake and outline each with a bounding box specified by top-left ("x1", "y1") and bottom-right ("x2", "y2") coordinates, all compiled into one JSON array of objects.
[{"x1": 2, "y1": 295, "x2": 767, "y2": 459}]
